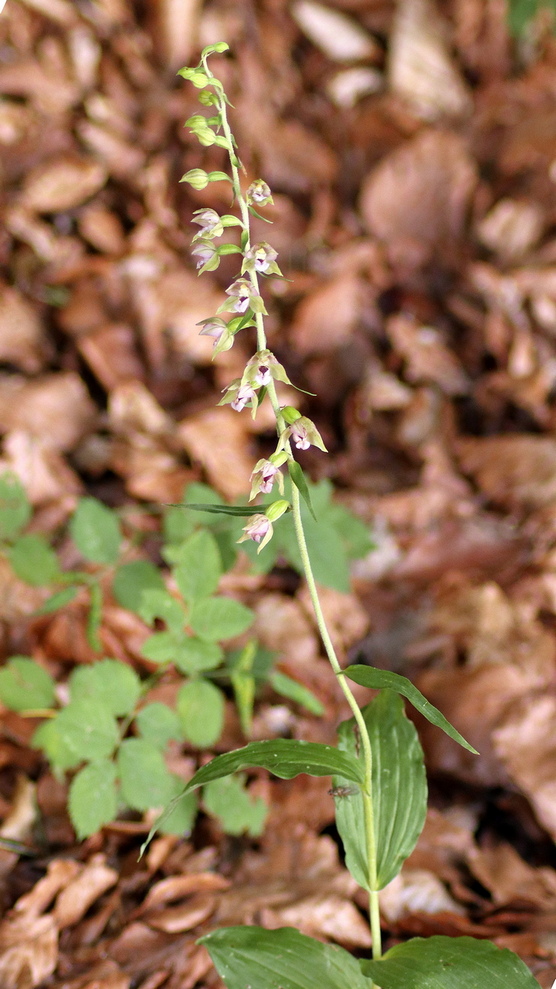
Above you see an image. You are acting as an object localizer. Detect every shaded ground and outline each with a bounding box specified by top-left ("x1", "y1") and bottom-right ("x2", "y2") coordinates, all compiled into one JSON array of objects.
[{"x1": 3, "y1": 0, "x2": 556, "y2": 986}]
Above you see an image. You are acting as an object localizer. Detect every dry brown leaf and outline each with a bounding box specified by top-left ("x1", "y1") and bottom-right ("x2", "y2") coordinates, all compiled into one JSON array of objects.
[
  {"x1": 360, "y1": 130, "x2": 477, "y2": 266},
  {"x1": 21, "y1": 157, "x2": 107, "y2": 213},
  {"x1": 0, "y1": 285, "x2": 50, "y2": 373},
  {"x1": 0, "y1": 914, "x2": 57, "y2": 989},
  {"x1": 388, "y1": 315, "x2": 469, "y2": 395},
  {"x1": 292, "y1": 1, "x2": 378, "y2": 62},
  {"x1": 380, "y1": 869, "x2": 466, "y2": 922},
  {"x1": 147, "y1": 0, "x2": 203, "y2": 69},
  {"x1": 177, "y1": 407, "x2": 254, "y2": 500},
  {"x1": 389, "y1": 0, "x2": 472, "y2": 120},
  {"x1": 144, "y1": 893, "x2": 217, "y2": 933},
  {"x1": 458, "y1": 435, "x2": 556, "y2": 508},
  {"x1": 469, "y1": 843, "x2": 556, "y2": 908},
  {"x1": 79, "y1": 324, "x2": 146, "y2": 391},
  {"x1": 261, "y1": 892, "x2": 372, "y2": 948},
  {"x1": 476, "y1": 199, "x2": 545, "y2": 262},
  {"x1": 0, "y1": 373, "x2": 96, "y2": 451},
  {"x1": 54, "y1": 855, "x2": 119, "y2": 928},
  {"x1": 1, "y1": 431, "x2": 83, "y2": 504},
  {"x1": 290, "y1": 274, "x2": 365, "y2": 356}
]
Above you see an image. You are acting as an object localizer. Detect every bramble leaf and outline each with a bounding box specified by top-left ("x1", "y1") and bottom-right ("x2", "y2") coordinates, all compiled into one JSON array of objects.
[
  {"x1": 69, "y1": 497, "x2": 122, "y2": 565},
  {"x1": 177, "y1": 679, "x2": 225, "y2": 747},
  {"x1": 9, "y1": 534, "x2": 61, "y2": 586},
  {"x1": 0, "y1": 656, "x2": 55, "y2": 711},
  {"x1": 69, "y1": 760, "x2": 118, "y2": 839}
]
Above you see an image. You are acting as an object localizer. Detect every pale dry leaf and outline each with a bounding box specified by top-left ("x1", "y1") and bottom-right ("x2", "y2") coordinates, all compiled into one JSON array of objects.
[
  {"x1": 380, "y1": 869, "x2": 465, "y2": 922},
  {"x1": 0, "y1": 284, "x2": 49, "y2": 373},
  {"x1": 140, "y1": 874, "x2": 229, "y2": 913},
  {"x1": 361, "y1": 130, "x2": 477, "y2": 262},
  {"x1": 2, "y1": 431, "x2": 83, "y2": 504},
  {"x1": 261, "y1": 892, "x2": 372, "y2": 948},
  {"x1": 254, "y1": 593, "x2": 318, "y2": 666},
  {"x1": 147, "y1": 0, "x2": 203, "y2": 68},
  {"x1": 327, "y1": 67, "x2": 383, "y2": 108},
  {"x1": 14, "y1": 859, "x2": 80, "y2": 917},
  {"x1": 79, "y1": 324, "x2": 145, "y2": 391},
  {"x1": 21, "y1": 157, "x2": 107, "y2": 213},
  {"x1": 54, "y1": 855, "x2": 118, "y2": 928},
  {"x1": 388, "y1": 315, "x2": 469, "y2": 395},
  {"x1": 389, "y1": 0, "x2": 472, "y2": 120},
  {"x1": 108, "y1": 380, "x2": 173, "y2": 437},
  {"x1": 0, "y1": 914, "x2": 57, "y2": 989},
  {"x1": 476, "y1": 199, "x2": 544, "y2": 262},
  {"x1": 290, "y1": 274, "x2": 364, "y2": 356},
  {"x1": 469, "y1": 842, "x2": 556, "y2": 908},
  {"x1": 19, "y1": 0, "x2": 76, "y2": 24},
  {"x1": 0, "y1": 777, "x2": 36, "y2": 842},
  {"x1": 78, "y1": 121, "x2": 145, "y2": 179},
  {"x1": 493, "y1": 695, "x2": 556, "y2": 843},
  {"x1": 145, "y1": 893, "x2": 217, "y2": 933},
  {"x1": 78, "y1": 205, "x2": 126, "y2": 255},
  {"x1": 292, "y1": 1, "x2": 378, "y2": 62},
  {"x1": 0, "y1": 373, "x2": 96, "y2": 451},
  {"x1": 298, "y1": 584, "x2": 370, "y2": 655},
  {"x1": 177, "y1": 407, "x2": 254, "y2": 500},
  {"x1": 458, "y1": 435, "x2": 556, "y2": 508}
]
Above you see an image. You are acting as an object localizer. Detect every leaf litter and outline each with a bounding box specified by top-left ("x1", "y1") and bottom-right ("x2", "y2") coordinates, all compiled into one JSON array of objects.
[{"x1": 2, "y1": 0, "x2": 556, "y2": 986}]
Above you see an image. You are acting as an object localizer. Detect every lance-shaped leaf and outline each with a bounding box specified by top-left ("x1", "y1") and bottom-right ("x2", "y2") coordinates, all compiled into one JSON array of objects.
[
  {"x1": 186, "y1": 502, "x2": 274, "y2": 516},
  {"x1": 342, "y1": 665, "x2": 478, "y2": 754},
  {"x1": 288, "y1": 461, "x2": 316, "y2": 520},
  {"x1": 181, "y1": 739, "x2": 364, "y2": 793},
  {"x1": 361, "y1": 935, "x2": 541, "y2": 989},
  {"x1": 334, "y1": 690, "x2": 427, "y2": 890},
  {"x1": 202, "y1": 926, "x2": 373, "y2": 989}
]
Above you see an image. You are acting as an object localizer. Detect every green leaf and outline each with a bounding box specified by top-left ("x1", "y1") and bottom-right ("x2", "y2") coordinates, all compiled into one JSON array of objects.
[
  {"x1": 334, "y1": 690, "x2": 427, "y2": 890},
  {"x1": 37, "y1": 585, "x2": 79, "y2": 614},
  {"x1": 173, "y1": 636, "x2": 223, "y2": 674},
  {"x1": 112, "y1": 560, "x2": 165, "y2": 614},
  {"x1": 68, "y1": 760, "x2": 118, "y2": 839},
  {"x1": 229, "y1": 640, "x2": 257, "y2": 736},
  {"x1": 0, "y1": 473, "x2": 31, "y2": 541},
  {"x1": 69, "y1": 497, "x2": 122, "y2": 565},
  {"x1": 48, "y1": 698, "x2": 119, "y2": 766},
  {"x1": 203, "y1": 775, "x2": 267, "y2": 836},
  {"x1": 69, "y1": 659, "x2": 141, "y2": 717},
  {"x1": 138, "y1": 589, "x2": 186, "y2": 633},
  {"x1": 140, "y1": 630, "x2": 181, "y2": 665},
  {"x1": 269, "y1": 671, "x2": 324, "y2": 715},
  {"x1": 187, "y1": 502, "x2": 274, "y2": 517},
  {"x1": 201, "y1": 926, "x2": 372, "y2": 989},
  {"x1": 117, "y1": 738, "x2": 178, "y2": 811},
  {"x1": 189, "y1": 596, "x2": 254, "y2": 641},
  {"x1": 0, "y1": 656, "x2": 55, "y2": 711},
  {"x1": 176, "y1": 679, "x2": 225, "y2": 747},
  {"x1": 9, "y1": 534, "x2": 61, "y2": 586},
  {"x1": 342, "y1": 665, "x2": 478, "y2": 754},
  {"x1": 136, "y1": 702, "x2": 183, "y2": 749},
  {"x1": 163, "y1": 504, "x2": 195, "y2": 545},
  {"x1": 32, "y1": 719, "x2": 80, "y2": 771},
  {"x1": 288, "y1": 461, "x2": 316, "y2": 520},
  {"x1": 361, "y1": 935, "x2": 541, "y2": 989},
  {"x1": 172, "y1": 530, "x2": 222, "y2": 603},
  {"x1": 181, "y1": 739, "x2": 364, "y2": 794},
  {"x1": 160, "y1": 777, "x2": 198, "y2": 836}
]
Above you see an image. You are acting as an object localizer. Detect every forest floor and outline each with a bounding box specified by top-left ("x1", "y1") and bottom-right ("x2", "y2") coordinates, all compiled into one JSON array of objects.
[{"x1": 3, "y1": 0, "x2": 556, "y2": 986}]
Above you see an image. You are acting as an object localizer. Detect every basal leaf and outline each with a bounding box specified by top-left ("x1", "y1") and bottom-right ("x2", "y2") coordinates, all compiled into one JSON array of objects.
[
  {"x1": 361, "y1": 935, "x2": 541, "y2": 989},
  {"x1": 181, "y1": 739, "x2": 364, "y2": 794},
  {"x1": 117, "y1": 738, "x2": 177, "y2": 811},
  {"x1": 343, "y1": 665, "x2": 478, "y2": 754},
  {"x1": 69, "y1": 497, "x2": 122, "y2": 565},
  {"x1": 69, "y1": 659, "x2": 141, "y2": 717},
  {"x1": 173, "y1": 529, "x2": 222, "y2": 603},
  {"x1": 112, "y1": 560, "x2": 166, "y2": 614},
  {"x1": 177, "y1": 679, "x2": 225, "y2": 747},
  {"x1": 9, "y1": 534, "x2": 61, "y2": 586},
  {"x1": 201, "y1": 926, "x2": 372, "y2": 989},
  {"x1": 189, "y1": 596, "x2": 254, "y2": 641},
  {"x1": 334, "y1": 690, "x2": 427, "y2": 890},
  {"x1": 0, "y1": 656, "x2": 56, "y2": 711},
  {"x1": 69, "y1": 760, "x2": 118, "y2": 839}
]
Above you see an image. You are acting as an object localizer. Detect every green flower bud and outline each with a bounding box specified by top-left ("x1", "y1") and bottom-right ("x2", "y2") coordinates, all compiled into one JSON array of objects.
[
  {"x1": 180, "y1": 168, "x2": 209, "y2": 190},
  {"x1": 265, "y1": 499, "x2": 290, "y2": 522},
  {"x1": 281, "y1": 406, "x2": 302, "y2": 425}
]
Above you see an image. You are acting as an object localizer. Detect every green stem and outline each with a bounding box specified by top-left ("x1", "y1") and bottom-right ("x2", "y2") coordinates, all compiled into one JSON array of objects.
[{"x1": 203, "y1": 60, "x2": 382, "y2": 968}]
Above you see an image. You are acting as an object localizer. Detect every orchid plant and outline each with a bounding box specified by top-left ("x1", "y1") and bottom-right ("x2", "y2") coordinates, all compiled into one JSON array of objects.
[{"x1": 161, "y1": 42, "x2": 542, "y2": 989}]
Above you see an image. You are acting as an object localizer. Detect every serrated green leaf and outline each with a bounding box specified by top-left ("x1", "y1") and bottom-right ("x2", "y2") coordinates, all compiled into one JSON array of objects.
[
  {"x1": 0, "y1": 473, "x2": 31, "y2": 541},
  {"x1": 176, "y1": 679, "x2": 225, "y2": 747},
  {"x1": 9, "y1": 534, "x2": 61, "y2": 586},
  {"x1": 288, "y1": 461, "x2": 316, "y2": 520},
  {"x1": 136, "y1": 702, "x2": 183, "y2": 749},
  {"x1": 117, "y1": 738, "x2": 178, "y2": 811},
  {"x1": 0, "y1": 656, "x2": 55, "y2": 711},
  {"x1": 203, "y1": 775, "x2": 267, "y2": 836},
  {"x1": 163, "y1": 504, "x2": 195, "y2": 545},
  {"x1": 342, "y1": 665, "x2": 478, "y2": 753},
  {"x1": 140, "y1": 630, "x2": 181, "y2": 665},
  {"x1": 32, "y1": 718, "x2": 80, "y2": 771},
  {"x1": 269, "y1": 671, "x2": 324, "y2": 715},
  {"x1": 69, "y1": 497, "x2": 122, "y2": 565},
  {"x1": 201, "y1": 926, "x2": 372, "y2": 989},
  {"x1": 138, "y1": 589, "x2": 186, "y2": 633},
  {"x1": 37, "y1": 585, "x2": 79, "y2": 614},
  {"x1": 361, "y1": 935, "x2": 541, "y2": 989},
  {"x1": 334, "y1": 690, "x2": 427, "y2": 890},
  {"x1": 49, "y1": 698, "x2": 119, "y2": 766},
  {"x1": 181, "y1": 739, "x2": 364, "y2": 794},
  {"x1": 112, "y1": 560, "x2": 165, "y2": 614},
  {"x1": 69, "y1": 659, "x2": 141, "y2": 717},
  {"x1": 69, "y1": 760, "x2": 118, "y2": 839},
  {"x1": 189, "y1": 596, "x2": 254, "y2": 641},
  {"x1": 173, "y1": 636, "x2": 223, "y2": 674},
  {"x1": 172, "y1": 530, "x2": 222, "y2": 603}
]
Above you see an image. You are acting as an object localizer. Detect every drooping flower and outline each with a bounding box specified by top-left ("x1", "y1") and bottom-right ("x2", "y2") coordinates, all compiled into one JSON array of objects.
[
  {"x1": 242, "y1": 350, "x2": 292, "y2": 389},
  {"x1": 249, "y1": 456, "x2": 285, "y2": 499},
  {"x1": 242, "y1": 242, "x2": 281, "y2": 276},
  {"x1": 231, "y1": 383, "x2": 257, "y2": 412},
  {"x1": 237, "y1": 513, "x2": 273, "y2": 552},
  {"x1": 278, "y1": 413, "x2": 327, "y2": 453},
  {"x1": 225, "y1": 278, "x2": 253, "y2": 313},
  {"x1": 246, "y1": 180, "x2": 273, "y2": 207},
  {"x1": 191, "y1": 208, "x2": 223, "y2": 238},
  {"x1": 191, "y1": 240, "x2": 219, "y2": 270}
]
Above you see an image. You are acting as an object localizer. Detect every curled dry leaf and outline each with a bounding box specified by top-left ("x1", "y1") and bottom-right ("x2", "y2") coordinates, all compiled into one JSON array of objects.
[
  {"x1": 0, "y1": 373, "x2": 96, "y2": 451},
  {"x1": 0, "y1": 285, "x2": 50, "y2": 373},
  {"x1": 0, "y1": 914, "x2": 57, "y2": 989},
  {"x1": 53, "y1": 855, "x2": 119, "y2": 928},
  {"x1": 457, "y1": 435, "x2": 556, "y2": 509},
  {"x1": 20, "y1": 156, "x2": 107, "y2": 213}
]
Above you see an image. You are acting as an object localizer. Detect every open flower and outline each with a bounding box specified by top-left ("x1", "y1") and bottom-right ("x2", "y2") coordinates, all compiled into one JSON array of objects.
[
  {"x1": 198, "y1": 317, "x2": 235, "y2": 354},
  {"x1": 191, "y1": 240, "x2": 219, "y2": 270},
  {"x1": 237, "y1": 514, "x2": 273, "y2": 552},
  {"x1": 246, "y1": 180, "x2": 273, "y2": 207},
  {"x1": 242, "y1": 242, "x2": 281, "y2": 276},
  {"x1": 231, "y1": 383, "x2": 257, "y2": 411},
  {"x1": 242, "y1": 350, "x2": 292, "y2": 389},
  {"x1": 191, "y1": 208, "x2": 223, "y2": 238},
  {"x1": 225, "y1": 278, "x2": 254, "y2": 314},
  {"x1": 249, "y1": 455, "x2": 286, "y2": 499},
  {"x1": 278, "y1": 413, "x2": 327, "y2": 453}
]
